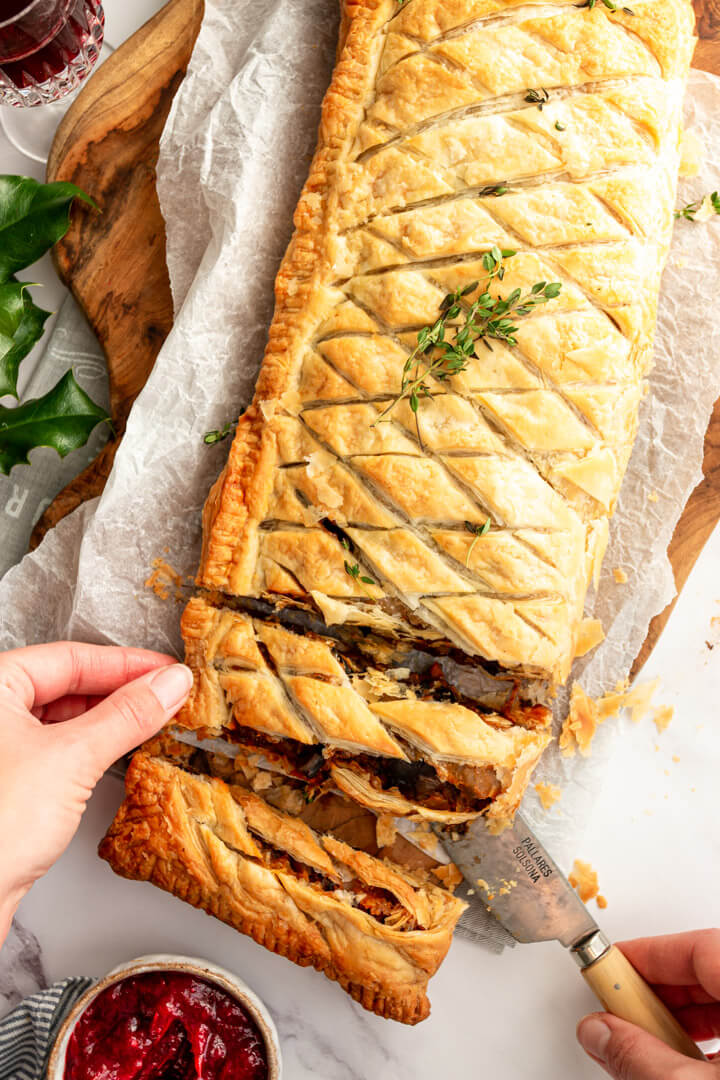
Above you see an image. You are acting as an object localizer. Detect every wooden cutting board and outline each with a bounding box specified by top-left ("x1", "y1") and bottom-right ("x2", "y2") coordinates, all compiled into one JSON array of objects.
[{"x1": 34, "y1": 0, "x2": 720, "y2": 672}]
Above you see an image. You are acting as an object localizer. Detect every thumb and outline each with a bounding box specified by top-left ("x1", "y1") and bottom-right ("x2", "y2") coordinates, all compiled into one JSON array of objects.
[
  {"x1": 577, "y1": 1013, "x2": 714, "y2": 1080},
  {"x1": 61, "y1": 662, "x2": 193, "y2": 776}
]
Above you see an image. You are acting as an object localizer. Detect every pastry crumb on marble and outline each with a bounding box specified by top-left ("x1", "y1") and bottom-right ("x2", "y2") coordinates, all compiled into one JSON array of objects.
[{"x1": 569, "y1": 859, "x2": 600, "y2": 904}]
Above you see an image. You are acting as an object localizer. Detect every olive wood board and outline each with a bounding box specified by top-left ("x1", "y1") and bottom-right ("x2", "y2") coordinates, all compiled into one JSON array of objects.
[{"x1": 34, "y1": 0, "x2": 720, "y2": 677}]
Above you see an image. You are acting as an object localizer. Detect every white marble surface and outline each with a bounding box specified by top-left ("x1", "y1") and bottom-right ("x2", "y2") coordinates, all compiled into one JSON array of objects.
[{"x1": 1, "y1": 1, "x2": 720, "y2": 1076}]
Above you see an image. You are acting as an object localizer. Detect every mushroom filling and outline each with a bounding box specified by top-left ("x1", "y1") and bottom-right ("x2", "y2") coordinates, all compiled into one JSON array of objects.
[
  {"x1": 224, "y1": 725, "x2": 498, "y2": 815},
  {"x1": 261, "y1": 848, "x2": 420, "y2": 929}
]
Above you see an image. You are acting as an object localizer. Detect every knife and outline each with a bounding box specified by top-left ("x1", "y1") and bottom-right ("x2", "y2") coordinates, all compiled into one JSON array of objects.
[{"x1": 436, "y1": 811, "x2": 705, "y2": 1059}]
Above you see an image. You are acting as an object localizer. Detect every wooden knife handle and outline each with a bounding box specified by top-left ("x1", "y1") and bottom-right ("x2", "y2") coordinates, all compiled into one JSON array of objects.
[{"x1": 582, "y1": 945, "x2": 705, "y2": 1060}]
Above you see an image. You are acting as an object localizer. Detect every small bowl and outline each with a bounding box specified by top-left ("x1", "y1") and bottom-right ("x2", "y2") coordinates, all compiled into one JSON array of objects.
[{"x1": 47, "y1": 953, "x2": 282, "y2": 1079}]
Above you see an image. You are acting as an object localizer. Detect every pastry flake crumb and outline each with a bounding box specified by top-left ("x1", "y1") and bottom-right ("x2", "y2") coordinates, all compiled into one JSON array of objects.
[
  {"x1": 535, "y1": 781, "x2": 562, "y2": 810},
  {"x1": 559, "y1": 683, "x2": 600, "y2": 758},
  {"x1": 569, "y1": 859, "x2": 600, "y2": 903},
  {"x1": 574, "y1": 617, "x2": 605, "y2": 658},
  {"x1": 432, "y1": 862, "x2": 463, "y2": 892},
  {"x1": 596, "y1": 676, "x2": 660, "y2": 724},
  {"x1": 596, "y1": 894, "x2": 608, "y2": 909},
  {"x1": 613, "y1": 567, "x2": 628, "y2": 584},
  {"x1": 144, "y1": 557, "x2": 185, "y2": 602},
  {"x1": 376, "y1": 814, "x2": 398, "y2": 849},
  {"x1": 672, "y1": 754, "x2": 680, "y2": 763},
  {"x1": 647, "y1": 490, "x2": 659, "y2": 503},
  {"x1": 653, "y1": 705, "x2": 674, "y2": 733},
  {"x1": 409, "y1": 822, "x2": 441, "y2": 856}
]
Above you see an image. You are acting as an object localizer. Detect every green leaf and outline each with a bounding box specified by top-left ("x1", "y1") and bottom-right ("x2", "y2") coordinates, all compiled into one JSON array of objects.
[
  {"x1": 203, "y1": 420, "x2": 234, "y2": 445},
  {"x1": 0, "y1": 280, "x2": 29, "y2": 338},
  {"x1": 0, "y1": 281, "x2": 50, "y2": 397},
  {"x1": 0, "y1": 175, "x2": 97, "y2": 283},
  {"x1": 0, "y1": 368, "x2": 109, "y2": 474}
]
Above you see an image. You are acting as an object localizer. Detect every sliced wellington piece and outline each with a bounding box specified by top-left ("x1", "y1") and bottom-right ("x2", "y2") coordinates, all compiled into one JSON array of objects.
[
  {"x1": 99, "y1": 744, "x2": 466, "y2": 1025},
  {"x1": 197, "y1": 0, "x2": 695, "y2": 685},
  {"x1": 176, "y1": 597, "x2": 551, "y2": 826}
]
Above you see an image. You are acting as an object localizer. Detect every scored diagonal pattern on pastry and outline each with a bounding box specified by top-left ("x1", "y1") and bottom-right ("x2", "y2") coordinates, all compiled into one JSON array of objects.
[{"x1": 100, "y1": 0, "x2": 696, "y2": 1023}]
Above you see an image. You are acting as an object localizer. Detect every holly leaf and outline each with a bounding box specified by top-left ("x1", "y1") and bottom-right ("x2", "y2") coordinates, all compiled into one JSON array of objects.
[
  {"x1": 0, "y1": 175, "x2": 97, "y2": 283},
  {"x1": 0, "y1": 369, "x2": 109, "y2": 474},
  {"x1": 0, "y1": 280, "x2": 50, "y2": 397}
]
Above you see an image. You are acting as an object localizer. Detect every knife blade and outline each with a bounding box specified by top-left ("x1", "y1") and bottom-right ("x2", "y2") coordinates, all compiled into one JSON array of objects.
[
  {"x1": 435, "y1": 812, "x2": 705, "y2": 1060},
  {"x1": 436, "y1": 810, "x2": 598, "y2": 949}
]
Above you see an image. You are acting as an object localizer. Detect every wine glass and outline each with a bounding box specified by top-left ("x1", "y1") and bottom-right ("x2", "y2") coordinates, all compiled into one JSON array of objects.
[{"x1": 0, "y1": 0, "x2": 106, "y2": 164}]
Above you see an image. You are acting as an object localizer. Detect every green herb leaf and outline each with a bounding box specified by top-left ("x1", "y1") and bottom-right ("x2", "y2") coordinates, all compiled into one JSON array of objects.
[
  {"x1": 478, "y1": 184, "x2": 508, "y2": 197},
  {"x1": 0, "y1": 280, "x2": 50, "y2": 397},
  {"x1": 0, "y1": 369, "x2": 109, "y2": 474},
  {"x1": 0, "y1": 175, "x2": 97, "y2": 284},
  {"x1": 203, "y1": 420, "x2": 234, "y2": 445},
  {"x1": 524, "y1": 87, "x2": 549, "y2": 110},
  {"x1": 464, "y1": 518, "x2": 492, "y2": 566},
  {"x1": 554, "y1": 121, "x2": 566, "y2": 131},
  {"x1": 674, "y1": 191, "x2": 720, "y2": 221}
]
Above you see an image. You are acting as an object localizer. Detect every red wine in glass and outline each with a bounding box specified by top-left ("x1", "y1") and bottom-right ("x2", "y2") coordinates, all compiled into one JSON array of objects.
[{"x1": 0, "y1": 0, "x2": 104, "y2": 108}]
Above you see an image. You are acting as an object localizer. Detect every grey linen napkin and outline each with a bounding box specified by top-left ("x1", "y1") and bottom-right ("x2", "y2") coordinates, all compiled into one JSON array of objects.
[
  {"x1": 0, "y1": 977, "x2": 93, "y2": 1080},
  {"x1": 0, "y1": 293, "x2": 109, "y2": 579}
]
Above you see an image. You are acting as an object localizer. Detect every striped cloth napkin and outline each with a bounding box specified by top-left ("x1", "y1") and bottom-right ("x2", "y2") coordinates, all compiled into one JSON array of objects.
[{"x1": 0, "y1": 977, "x2": 93, "y2": 1080}]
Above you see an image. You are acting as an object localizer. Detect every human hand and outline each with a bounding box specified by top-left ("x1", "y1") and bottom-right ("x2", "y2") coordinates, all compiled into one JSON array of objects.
[
  {"x1": 577, "y1": 930, "x2": 720, "y2": 1078},
  {"x1": 0, "y1": 641, "x2": 193, "y2": 943}
]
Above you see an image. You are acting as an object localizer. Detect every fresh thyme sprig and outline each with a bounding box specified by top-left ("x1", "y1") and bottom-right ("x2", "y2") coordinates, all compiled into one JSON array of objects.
[
  {"x1": 464, "y1": 518, "x2": 491, "y2": 567},
  {"x1": 371, "y1": 247, "x2": 561, "y2": 428},
  {"x1": 674, "y1": 191, "x2": 720, "y2": 221},
  {"x1": 341, "y1": 538, "x2": 377, "y2": 597}
]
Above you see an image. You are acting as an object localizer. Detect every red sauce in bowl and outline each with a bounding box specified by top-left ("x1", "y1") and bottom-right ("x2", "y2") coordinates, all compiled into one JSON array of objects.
[{"x1": 63, "y1": 971, "x2": 269, "y2": 1080}]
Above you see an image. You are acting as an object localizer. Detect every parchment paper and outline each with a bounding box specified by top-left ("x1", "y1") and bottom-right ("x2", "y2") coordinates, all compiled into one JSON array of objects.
[{"x1": 1, "y1": 0, "x2": 719, "y2": 947}]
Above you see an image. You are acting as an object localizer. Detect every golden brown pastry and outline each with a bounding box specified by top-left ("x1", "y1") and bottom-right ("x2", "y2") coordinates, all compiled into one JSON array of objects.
[
  {"x1": 99, "y1": 746, "x2": 466, "y2": 1024},
  {"x1": 102, "y1": 0, "x2": 695, "y2": 1024},
  {"x1": 199, "y1": 0, "x2": 695, "y2": 684}
]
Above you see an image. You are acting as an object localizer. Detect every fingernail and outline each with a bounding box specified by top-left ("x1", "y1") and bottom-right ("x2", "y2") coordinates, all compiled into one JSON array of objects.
[
  {"x1": 578, "y1": 1017, "x2": 612, "y2": 1062},
  {"x1": 148, "y1": 664, "x2": 193, "y2": 711}
]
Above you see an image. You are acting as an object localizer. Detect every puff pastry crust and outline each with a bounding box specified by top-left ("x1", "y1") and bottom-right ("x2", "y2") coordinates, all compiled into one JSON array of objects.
[
  {"x1": 99, "y1": 746, "x2": 466, "y2": 1024},
  {"x1": 198, "y1": 0, "x2": 695, "y2": 683},
  {"x1": 102, "y1": 0, "x2": 695, "y2": 1024}
]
